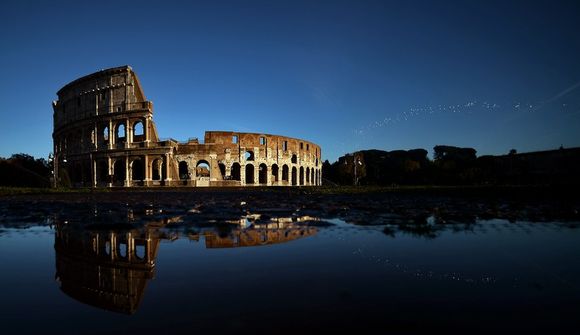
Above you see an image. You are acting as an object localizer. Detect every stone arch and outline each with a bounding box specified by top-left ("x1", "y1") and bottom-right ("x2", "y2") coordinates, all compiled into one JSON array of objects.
[
  {"x1": 131, "y1": 158, "x2": 144, "y2": 181},
  {"x1": 245, "y1": 150, "x2": 254, "y2": 161},
  {"x1": 259, "y1": 163, "x2": 267, "y2": 184},
  {"x1": 97, "y1": 160, "x2": 109, "y2": 184},
  {"x1": 132, "y1": 120, "x2": 145, "y2": 142},
  {"x1": 179, "y1": 161, "x2": 190, "y2": 180},
  {"x1": 116, "y1": 122, "x2": 126, "y2": 143},
  {"x1": 306, "y1": 167, "x2": 310, "y2": 184},
  {"x1": 231, "y1": 162, "x2": 241, "y2": 181},
  {"x1": 282, "y1": 164, "x2": 289, "y2": 182},
  {"x1": 112, "y1": 158, "x2": 125, "y2": 185},
  {"x1": 101, "y1": 124, "x2": 109, "y2": 145},
  {"x1": 151, "y1": 158, "x2": 164, "y2": 181},
  {"x1": 271, "y1": 164, "x2": 279, "y2": 183},
  {"x1": 196, "y1": 160, "x2": 210, "y2": 180},
  {"x1": 291, "y1": 154, "x2": 297, "y2": 164},
  {"x1": 299, "y1": 166, "x2": 304, "y2": 186},
  {"x1": 291, "y1": 166, "x2": 297, "y2": 186},
  {"x1": 245, "y1": 164, "x2": 255, "y2": 184}
]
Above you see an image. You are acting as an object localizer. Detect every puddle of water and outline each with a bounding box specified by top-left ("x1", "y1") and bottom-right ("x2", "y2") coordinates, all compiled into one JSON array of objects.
[{"x1": 0, "y1": 207, "x2": 579, "y2": 333}]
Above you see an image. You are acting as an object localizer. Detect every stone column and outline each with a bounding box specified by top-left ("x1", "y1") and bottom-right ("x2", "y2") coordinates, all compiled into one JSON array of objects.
[
  {"x1": 144, "y1": 117, "x2": 150, "y2": 144},
  {"x1": 108, "y1": 119, "x2": 113, "y2": 149},
  {"x1": 125, "y1": 119, "x2": 131, "y2": 148},
  {"x1": 94, "y1": 123, "x2": 98, "y2": 150},
  {"x1": 164, "y1": 153, "x2": 171, "y2": 184},
  {"x1": 144, "y1": 155, "x2": 150, "y2": 186},
  {"x1": 91, "y1": 155, "x2": 96, "y2": 188},
  {"x1": 110, "y1": 233, "x2": 116, "y2": 261},
  {"x1": 107, "y1": 156, "x2": 112, "y2": 187},
  {"x1": 125, "y1": 157, "x2": 130, "y2": 187},
  {"x1": 127, "y1": 232, "x2": 133, "y2": 261}
]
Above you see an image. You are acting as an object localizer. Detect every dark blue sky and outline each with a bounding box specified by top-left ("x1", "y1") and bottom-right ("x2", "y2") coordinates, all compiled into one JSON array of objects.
[{"x1": 1, "y1": 0, "x2": 579, "y2": 161}]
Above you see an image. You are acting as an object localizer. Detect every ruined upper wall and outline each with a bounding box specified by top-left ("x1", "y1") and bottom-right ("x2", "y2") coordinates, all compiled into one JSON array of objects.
[
  {"x1": 53, "y1": 66, "x2": 149, "y2": 131},
  {"x1": 204, "y1": 131, "x2": 321, "y2": 159}
]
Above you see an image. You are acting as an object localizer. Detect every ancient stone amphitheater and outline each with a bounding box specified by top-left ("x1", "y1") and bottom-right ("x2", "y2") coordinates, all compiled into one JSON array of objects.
[{"x1": 52, "y1": 66, "x2": 321, "y2": 187}]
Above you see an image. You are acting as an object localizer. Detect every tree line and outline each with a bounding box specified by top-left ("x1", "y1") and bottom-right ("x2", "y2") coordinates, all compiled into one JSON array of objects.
[
  {"x1": 322, "y1": 145, "x2": 580, "y2": 186},
  {"x1": 0, "y1": 154, "x2": 52, "y2": 187}
]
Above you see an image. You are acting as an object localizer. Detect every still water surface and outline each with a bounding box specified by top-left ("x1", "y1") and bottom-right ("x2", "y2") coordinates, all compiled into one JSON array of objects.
[{"x1": 0, "y1": 207, "x2": 579, "y2": 333}]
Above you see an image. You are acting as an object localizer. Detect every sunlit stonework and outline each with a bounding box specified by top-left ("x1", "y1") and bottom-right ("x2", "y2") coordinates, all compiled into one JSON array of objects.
[{"x1": 52, "y1": 66, "x2": 322, "y2": 187}]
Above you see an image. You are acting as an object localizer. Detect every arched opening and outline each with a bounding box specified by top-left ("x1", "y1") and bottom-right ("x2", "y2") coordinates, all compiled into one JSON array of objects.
[
  {"x1": 102, "y1": 126, "x2": 109, "y2": 144},
  {"x1": 306, "y1": 167, "x2": 310, "y2": 184},
  {"x1": 245, "y1": 151, "x2": 254, "y2": 161},
  {"x1": 231, "y1": 163, "x2": 241, "y2": 181},
  {"x1": 119, "y1": 242, "x2": 127, "y2": 258},
  {"x1": 133, "y1": 120, "x2": 144, "y2": 142},
  {"x1": 245, "y1": 164, "x2": 254, "y2": 184},
  {"x1": 291, "y1": 167, "x2": 297, "y2": 186},
  {"x1": 179, "y1": 161, "x2": 189, "y2": 180},
  {"x1": 311, "y1": 169, "x2": 315, "y2": 185},
  {"x1": 271, "y1": 164, "x2": 279, "y2": 183},
  {"x1": 152, "y1": 158, "x2": 163, "y2": 181},
  {"x1": 131, "y1": 159, "x2": 144, "y2": 181},
  {"x1": 116, "y1": 123, "x2": 126, "y2": 143},
  {"x1": 299, "y1": 167, "x2": 304, "y2": 185},
  {"x1": 291, "y1": 154, "x2": 297, "y2": 164},
  {"x1": 196, "y1": 161, "x2": 210, "y2": 178},
  {"x1": 113, "y1": 158, "x2": 125, "y2": 185},
  {"x1": 219, "y1": 163, "x2": 226, "y2": 180},
  {"x1": 259, "y1": 163, "x2": 267, "y2": 184},
  {"x1": 135, "y1": 244, "x2": 145, "y2": 260},
  {"x1": 282, "y1": 164, "x2": 289, "y2": 182},
  {"x1": 97, "y1": 160, "x2": 108, "y2": 184}
]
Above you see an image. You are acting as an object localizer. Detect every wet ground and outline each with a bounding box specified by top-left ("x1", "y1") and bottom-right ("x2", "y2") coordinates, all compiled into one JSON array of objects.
[{"x1": 1, "y1": 187, "x2": 579, "y2": 333}]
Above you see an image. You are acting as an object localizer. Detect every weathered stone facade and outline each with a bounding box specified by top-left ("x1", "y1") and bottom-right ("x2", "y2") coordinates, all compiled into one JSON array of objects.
[{"x1": 52, "y1": 66, "x2": 322, "y2": 187}]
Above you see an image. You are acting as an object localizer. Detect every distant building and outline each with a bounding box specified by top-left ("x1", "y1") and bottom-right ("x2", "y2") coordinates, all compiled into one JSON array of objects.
[{"x1": 52, "y1": 66, "x2": 322, "y2": 187}]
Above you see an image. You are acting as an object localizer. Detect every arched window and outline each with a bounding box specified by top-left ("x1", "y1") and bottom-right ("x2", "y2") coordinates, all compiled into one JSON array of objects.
[
  {"x1": 117, "y1": 123, "x2": 126, "y2": 141},
  {"x1": 131, "y1": 159, "x2": 144, "y2": 181},
  {"x1": 291, "y1": 154, "x2": 297, "y2": 164},
  {"x1": 271, "y1": 164, "x2": 279, "y2": 182},
  {"x1": 133, "y1": 121, "x2": 144, "y2": 142},
  {"x1": 179, "y1": 161, "x2": 189, "y2": 180},
  {"x1": 196, "y1": 160, "x2": 210, "y2": 179},
  {"x1": 231, "y1": 163, "x2": 241, "y2": 181},
  {"x1": 259, "y1": 163, "x2": 267, "y2": 184},
  {"x1": 152, "y1": 158, "x2": 163, "y2": 181},
  {"x1": 245, "y1": 150, "x2": 254, "y2": 161},
  {"x1": 282, "y1": 164, "x2": 289, "y2": 182},
  {"x1": 245, "y1": 164, "x2": 254, "y2": 184},
  {"x1": 113, "y1": 158, "x2": 126, "y2": 184}
]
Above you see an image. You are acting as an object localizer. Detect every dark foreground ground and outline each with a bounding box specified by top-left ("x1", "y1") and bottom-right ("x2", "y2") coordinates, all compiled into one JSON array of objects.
[
  {"x1": 1, "y1": 185, "x2": 580, "y2": 334},
  {"x1": 1, "y1": 186, "x2": 579, "y2": 227}
]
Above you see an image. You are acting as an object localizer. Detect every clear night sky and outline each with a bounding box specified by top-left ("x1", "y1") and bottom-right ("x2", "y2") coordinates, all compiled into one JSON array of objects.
[{"x1": 1, "y1": 0, "x2": 579, "y2": 162}]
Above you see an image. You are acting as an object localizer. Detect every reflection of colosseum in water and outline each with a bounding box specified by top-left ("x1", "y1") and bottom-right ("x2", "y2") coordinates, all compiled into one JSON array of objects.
[
  {"x1": 54, "y1": 220, "x2": 316, "y2": 314},
  {"x1": 52, "y1": 66, "x2": 322, "y2": 187}
]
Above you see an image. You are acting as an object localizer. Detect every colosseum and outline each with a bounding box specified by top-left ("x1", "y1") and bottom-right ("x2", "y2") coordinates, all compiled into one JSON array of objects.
[{"x1": 52, "y1": 66, "x2": 322, "y2": 187}]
